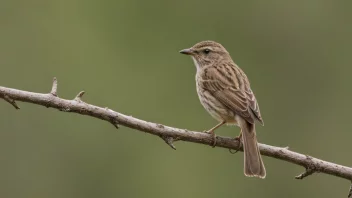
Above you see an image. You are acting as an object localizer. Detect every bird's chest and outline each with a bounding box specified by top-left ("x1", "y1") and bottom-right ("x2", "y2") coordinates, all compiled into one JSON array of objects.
[
  {"x1": 195, "y1": 72, "x2": 236, "y2": 123},
  {"x1": 195, "y1": 73, "x2": 204, "y2": 96}
]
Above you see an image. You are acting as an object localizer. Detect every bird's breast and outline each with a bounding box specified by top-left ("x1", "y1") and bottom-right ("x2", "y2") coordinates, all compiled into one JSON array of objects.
[{"x1": 195, "y1": 81, "x2": 237, "y2": 124}]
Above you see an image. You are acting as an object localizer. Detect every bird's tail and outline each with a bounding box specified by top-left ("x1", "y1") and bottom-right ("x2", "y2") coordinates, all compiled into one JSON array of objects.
[{"x1": 240, "y1": 120, "x2": 266, "y2": 178}]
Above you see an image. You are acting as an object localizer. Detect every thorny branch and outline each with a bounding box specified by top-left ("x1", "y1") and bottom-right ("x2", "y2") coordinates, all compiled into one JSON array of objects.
[{"x1": 1, "y1": 78, "x2": 352, "y2": 196}]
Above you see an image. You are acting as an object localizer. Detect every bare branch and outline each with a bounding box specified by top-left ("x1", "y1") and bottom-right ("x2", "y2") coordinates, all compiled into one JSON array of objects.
[
  {"x1": 348, "y1": 182, "x2": 352, "y2": 198},
  {"x1": 1, "y1": 79, "x2": 352, "y2": 196},
  {"x1": 50, "y1": 77, "x2": 58, "y2": 96}
]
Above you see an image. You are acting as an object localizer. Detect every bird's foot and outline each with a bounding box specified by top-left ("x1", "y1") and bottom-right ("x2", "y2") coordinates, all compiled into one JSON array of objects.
[
  {"x1": 203, "y1": 130, "x2": 217, "y2": 148},
  {"x1": 229, "y1": 135, "x2": 243, "y2": 154},
  {"x1": 234, "y1": 134, "x2": 242, "y2": 142}
]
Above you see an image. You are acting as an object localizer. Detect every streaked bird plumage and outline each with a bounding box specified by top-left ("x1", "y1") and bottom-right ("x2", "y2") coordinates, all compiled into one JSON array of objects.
[{"x1": 180, "y1": 40, "x2": 266, "y2": 178}]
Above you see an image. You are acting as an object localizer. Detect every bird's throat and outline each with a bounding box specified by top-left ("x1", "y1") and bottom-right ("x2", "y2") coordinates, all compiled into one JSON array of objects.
[{"x1": 192, "y1": 57, "x2": 201, "y2": 70}]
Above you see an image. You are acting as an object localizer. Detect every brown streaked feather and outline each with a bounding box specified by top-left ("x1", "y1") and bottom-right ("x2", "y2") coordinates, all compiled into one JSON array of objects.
[{"x1": 199, "y1": 63, "x2": 264, "y2": 125}]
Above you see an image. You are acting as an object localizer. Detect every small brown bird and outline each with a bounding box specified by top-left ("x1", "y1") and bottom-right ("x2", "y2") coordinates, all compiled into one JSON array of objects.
[{"x1": 180, "y1": 41, "x2": 266, "y2": 178}]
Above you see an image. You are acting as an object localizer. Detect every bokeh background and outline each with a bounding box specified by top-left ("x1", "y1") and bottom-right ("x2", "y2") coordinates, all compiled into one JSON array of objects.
[{"x1": 1, "y1": 1, "x2": 352, "y2": 198}]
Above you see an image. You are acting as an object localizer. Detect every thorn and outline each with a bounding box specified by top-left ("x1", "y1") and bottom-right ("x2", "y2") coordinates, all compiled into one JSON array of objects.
[
  {"x1": 110, "y1": 118, "x2": 119, "y2": 129},
  {"x1": 348, "y1": 182, "x2": 352, "y2": 198},
  {"x1": 74, "y1": 91, "x2": 85, "y2": 102},
  {"x1": 3, "y1": 95, "x2": 20, "y2": 109},
  {"x1": 279, "y1": 146, "x2": 289, "y2": 153},
  {"x1": 161, "y1": 136, "x2": 176, "y2": 150},
  {"x1": 295, "y1": 168, "x2": 315, "y2": 179},
  {"x1": 50, "y1": 77, "x2": 58, "y2": 96}
]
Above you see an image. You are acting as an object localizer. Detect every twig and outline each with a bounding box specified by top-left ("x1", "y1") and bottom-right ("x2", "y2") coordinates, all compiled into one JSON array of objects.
[
  {"x1": 74, "y1": 91, "x2": 85, "y2": 102},
  {"x1": 0, "y1": 78, "x2": 352, "y2": 196},
  {"x1": 50, "y1": 77, "x2": 58, "y2": 96},
  {"x1": 348, "y1": 182, "x2": 352, "y2": 198},
  {"x1": 295, "y1": 155, "x2": 316, "y2": 179},
  {"x1": 3, "y1": 95, "x2": 20, "y2": 109},
  {"x1": 295, "y1": 168, "x2": 315, "y2": 179}
]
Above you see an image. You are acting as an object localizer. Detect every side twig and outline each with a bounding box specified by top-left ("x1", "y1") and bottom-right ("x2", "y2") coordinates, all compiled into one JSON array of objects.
[
  {"x1": 295, "y1": 168, "x2": 315, "y2": 179},
  {"x1": 3, "y1": 95, "x2": 20, "y2": 109},
  {"x1": 74, "y1": 91, "x2": 85, "y2": 102},
  {"x1": 295, "y1": 155, "x2": 316, "y2": 179},
  {"x1": 50, "y1": 77, "x2": 58, "y2": 96}
]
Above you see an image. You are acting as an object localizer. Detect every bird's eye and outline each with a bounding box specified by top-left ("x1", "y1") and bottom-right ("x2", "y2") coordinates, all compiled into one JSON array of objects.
[{"x1": 203, "y1": 49, "x2": 210, "y2": 54}]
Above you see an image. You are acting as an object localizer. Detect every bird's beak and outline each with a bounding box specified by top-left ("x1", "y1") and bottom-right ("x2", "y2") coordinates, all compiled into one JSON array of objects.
[{"x1": 179, "y1": 48, "x2": 194, "y2": 55}]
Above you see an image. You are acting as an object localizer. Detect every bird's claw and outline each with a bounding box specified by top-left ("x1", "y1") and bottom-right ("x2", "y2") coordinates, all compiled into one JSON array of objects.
[
  {"x1": 229, "y1": 135, "x2": 242, "y2": 154},
  {"x1": 203, "y1": 130, "x2": 217, "y2": 147}
]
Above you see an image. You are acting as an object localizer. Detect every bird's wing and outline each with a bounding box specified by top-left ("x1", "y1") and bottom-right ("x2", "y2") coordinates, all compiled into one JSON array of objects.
[{"x1": 199, "y1": 64, "x2": 264, "y2": 125}]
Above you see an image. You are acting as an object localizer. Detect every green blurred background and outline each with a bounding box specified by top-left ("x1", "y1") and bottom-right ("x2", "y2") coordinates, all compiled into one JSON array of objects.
[{"x1": 1, "y1": 1, "x2": 352, "y2": 198}]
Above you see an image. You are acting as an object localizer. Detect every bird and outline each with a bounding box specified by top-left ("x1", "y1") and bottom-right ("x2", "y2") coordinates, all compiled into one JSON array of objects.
[{"x1": 180, "y1": 41, "x2": 266, "y2": 178}]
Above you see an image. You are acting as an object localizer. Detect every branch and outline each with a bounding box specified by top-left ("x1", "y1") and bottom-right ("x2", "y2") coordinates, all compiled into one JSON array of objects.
[{"x1": 1, "y1": 78, "x2": 352, "y2": 196}]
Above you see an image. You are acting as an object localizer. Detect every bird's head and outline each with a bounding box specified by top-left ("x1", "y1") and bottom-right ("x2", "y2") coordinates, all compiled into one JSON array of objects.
[{"x1": 180, "y1": 40, "x2": 230, "y2": 69}]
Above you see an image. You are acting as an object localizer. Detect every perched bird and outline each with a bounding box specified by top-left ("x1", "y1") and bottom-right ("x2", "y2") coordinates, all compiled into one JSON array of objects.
[{"x1": 180, "y1": 41, "x2": 266, "y2": 178}]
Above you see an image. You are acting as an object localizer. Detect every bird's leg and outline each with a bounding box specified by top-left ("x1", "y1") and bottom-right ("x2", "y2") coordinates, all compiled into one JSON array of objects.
[
  {"x1": 204, "y1": 120, "x2": 226, "y2": 147},
  {"x1": 230, "y1": 131, "x2": 243, "y2": 153},
  {"x1": 205, "y1": 120, "x2": 226, "y2": 133},
  {"x1": 234, "y1": 131, "x2": 242, "y2": 141}
]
